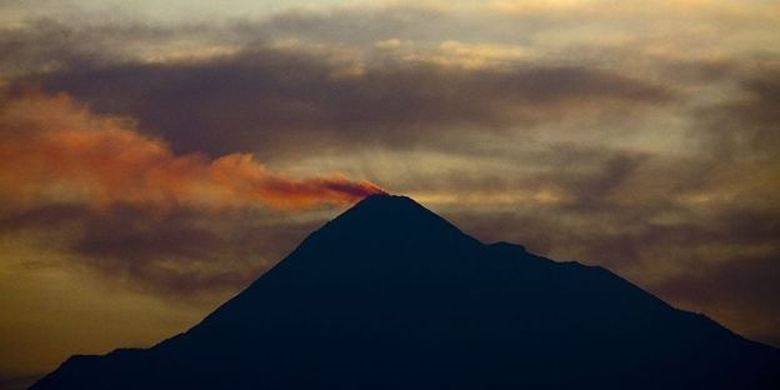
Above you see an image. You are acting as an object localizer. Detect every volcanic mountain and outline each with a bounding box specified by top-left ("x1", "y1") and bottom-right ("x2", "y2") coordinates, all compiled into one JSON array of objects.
[{"x1": 33, "y1": 195, "x2": 779, "y2": 389}]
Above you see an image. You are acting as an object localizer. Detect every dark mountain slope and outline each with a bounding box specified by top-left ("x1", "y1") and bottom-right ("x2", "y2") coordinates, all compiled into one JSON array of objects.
[{"x1": 33, "y1": 195, "x2": 780, "y2": 389}]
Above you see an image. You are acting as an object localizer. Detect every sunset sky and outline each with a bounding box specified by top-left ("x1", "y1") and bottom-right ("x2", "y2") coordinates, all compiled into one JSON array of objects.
[{"x1": 1, "y1": 0, "x2": 779, "y2": 386}]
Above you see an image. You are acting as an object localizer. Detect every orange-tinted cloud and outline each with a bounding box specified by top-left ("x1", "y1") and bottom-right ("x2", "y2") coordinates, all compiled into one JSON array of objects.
[{"x1": 0, "y1": 90, "x2": 384, "y2": 212}]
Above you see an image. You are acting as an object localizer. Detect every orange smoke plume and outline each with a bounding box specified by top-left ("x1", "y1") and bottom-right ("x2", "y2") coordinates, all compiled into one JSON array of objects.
[{"x1": 0, "y1": 91, "x2": 385, "y2": 211}]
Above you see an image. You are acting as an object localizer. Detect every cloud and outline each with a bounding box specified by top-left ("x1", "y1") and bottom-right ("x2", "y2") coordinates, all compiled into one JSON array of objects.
[
  {"x1": 0, "y1": 90, "x2": 383, "y2": 212},
  {"x1": 67, "y1": 205, "x2": 322, "y2": 296},
  {"x1": 651, "y1": 245, "x2": 780, "y2": 346},
  {"x1": 0, "y1": 202, "x2": 326, "y2": 299},
  {"x1": 692, "y1": 69, "x2": 780, "y2": 161},
  {"x1": 0, "y1": 19, "x2": 185, "y2": 78},
  {"x1": 24, "y1": 43, "x2": 672, "y2": 157}
]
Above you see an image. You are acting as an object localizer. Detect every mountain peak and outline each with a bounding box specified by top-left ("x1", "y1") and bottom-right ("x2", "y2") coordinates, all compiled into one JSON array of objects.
[
  {"x1": 318, "y1": 193, "x2": 473, "y2": 247},
  {"x1": 341, "y1": 193, "x2": 437, "y2": 222},
  {"x1": 348, "y1": 193, "x2": 425, "y2": 213}
]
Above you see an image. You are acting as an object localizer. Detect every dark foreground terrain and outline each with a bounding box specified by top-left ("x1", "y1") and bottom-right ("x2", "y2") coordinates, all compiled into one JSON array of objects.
[{"x1": 34, "y1": 195, "x2": 780, "y2": 389}]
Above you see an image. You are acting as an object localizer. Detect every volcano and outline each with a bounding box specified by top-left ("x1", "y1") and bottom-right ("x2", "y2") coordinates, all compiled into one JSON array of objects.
[{"x1": 33, "y1": 194, "x2": 779, "y2": 389}]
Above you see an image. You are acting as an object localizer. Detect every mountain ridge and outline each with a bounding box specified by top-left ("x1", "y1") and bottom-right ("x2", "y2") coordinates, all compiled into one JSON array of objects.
[{"x1": 33, "y1": 194, "x2": 780, "y2": 389}]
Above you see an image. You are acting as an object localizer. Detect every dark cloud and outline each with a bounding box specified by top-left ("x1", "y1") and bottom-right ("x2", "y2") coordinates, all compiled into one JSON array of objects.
[
  {"x1": 541, "y1": 149, "x2": 650, "y2": 212},
  {"x1": 72, "y1": 208, "x2": 321, "y2": 297},
  {"x1": 652, "y1": 253, "x2": 780, "y2": 347},
  {"x1": 657, "y1": 59, "x2": 739, "y2": 85},
  {"x1": 13, "y1": 42, "x2": 672, "y2": 157},
  {"x1": 693, "y1": 69, "x2": 780, "y2": 161},
  {"x1": 0, "y1": 204, "x2": 326, "y2": 297},
  {"x1": 0, "y1": 204, "x2": 87, "y2": 232}
]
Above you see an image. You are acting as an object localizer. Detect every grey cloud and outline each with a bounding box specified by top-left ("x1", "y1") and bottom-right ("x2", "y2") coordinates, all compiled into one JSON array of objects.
[
  {"x1": 74, "y1": 208, "x2": 321, "y2": 296},
  {"x1": 0, "y1": 19, "x2": 184, "y2": 77},
  {"x1": 25, "y1": 45, "x2": 673, "y2": 157},
  {"x1": 0, "y1": 204, "x2": 327, "y2": 297},
  {"x1": 692, "y1": 69, "x2": 780, "y2": 161}
]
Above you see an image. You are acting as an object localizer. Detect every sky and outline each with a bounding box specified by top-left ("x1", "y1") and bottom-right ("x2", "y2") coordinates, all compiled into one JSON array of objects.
[{"x1": 1, "y1": 0, "x2": 779, "y2": 386}]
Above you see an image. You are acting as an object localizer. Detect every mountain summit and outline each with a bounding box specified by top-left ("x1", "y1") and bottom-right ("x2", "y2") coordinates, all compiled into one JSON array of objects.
[{"x1": 33, "y1": 194, "x2": 779, "y2": 389}]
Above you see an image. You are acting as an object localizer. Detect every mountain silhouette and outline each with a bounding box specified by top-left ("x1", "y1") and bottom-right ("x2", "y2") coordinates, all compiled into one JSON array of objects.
[{"x1": 33, "y1": 194, "x2": 779, "y2": 389}]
